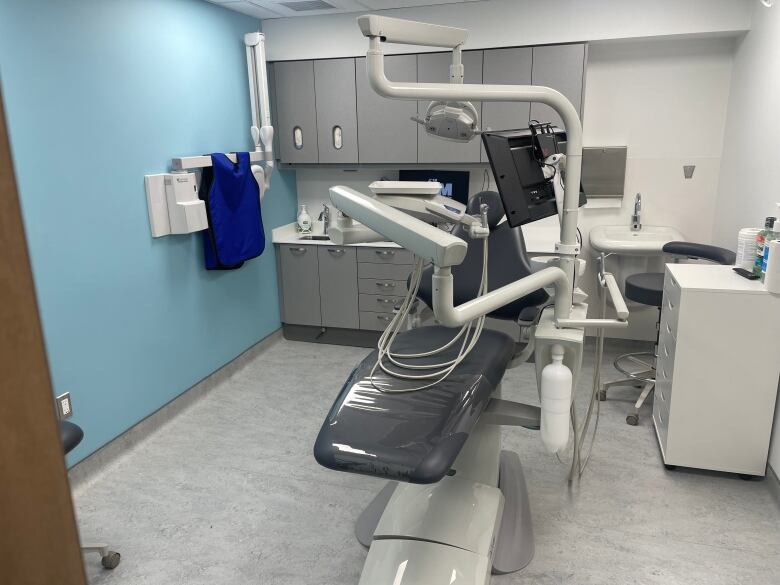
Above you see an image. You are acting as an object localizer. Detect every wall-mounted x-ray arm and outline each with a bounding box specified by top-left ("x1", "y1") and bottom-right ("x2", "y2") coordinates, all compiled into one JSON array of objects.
[
  {"x1": 244, "y1": 32, "x2": 274, "y2": 200},
  {"x1": 357, "y1": 14, "x2": 584, "y2": 323}
]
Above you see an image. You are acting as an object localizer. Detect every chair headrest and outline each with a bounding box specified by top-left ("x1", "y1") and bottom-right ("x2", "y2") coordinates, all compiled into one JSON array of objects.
[{"x1": 466, "y1": 191, "x2": 504, "y2": 229}]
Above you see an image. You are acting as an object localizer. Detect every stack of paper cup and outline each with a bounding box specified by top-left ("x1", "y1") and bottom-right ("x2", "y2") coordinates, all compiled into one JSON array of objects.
[
  {"x1": 764, "y1": 240, "x2": 780, "y2": 294},
  {"x1": 736, "y1": 227, "x2": 761, "y2": 270}
]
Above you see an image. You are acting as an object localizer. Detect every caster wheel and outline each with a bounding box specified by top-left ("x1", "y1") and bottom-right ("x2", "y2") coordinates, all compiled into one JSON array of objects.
[
  {"x1": 626, "y1": 414, "x2": 639, "y2": 426},
  {"x1": 664, "y1": 464, "x2": 677, "y2": 471},
  {"x1": 597, "y1": 389, "x2": 607, "y2": 401},
  {"x1": 101, "y1": 551, "x2": 121, "y2": 570}
]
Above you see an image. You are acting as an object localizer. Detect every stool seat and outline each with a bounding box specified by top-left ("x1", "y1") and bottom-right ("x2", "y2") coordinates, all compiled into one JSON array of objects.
[
  {"x1": 625, "y1": 272, "x2": 664, "y2": 307},
  {"x1": 60, "y1": 420, "x2": 84, "y2": 455}
]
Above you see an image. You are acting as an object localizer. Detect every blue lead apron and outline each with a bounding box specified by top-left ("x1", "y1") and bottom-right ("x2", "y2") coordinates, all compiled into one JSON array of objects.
[{"x1": 200, "y1": 152, "x2": 265, "y2": 270}]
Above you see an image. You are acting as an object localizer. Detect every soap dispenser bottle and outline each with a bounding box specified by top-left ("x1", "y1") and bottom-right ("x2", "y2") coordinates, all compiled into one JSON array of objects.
[{"x1": 297, "y1": 204, "x2": 312, "y2": 234}]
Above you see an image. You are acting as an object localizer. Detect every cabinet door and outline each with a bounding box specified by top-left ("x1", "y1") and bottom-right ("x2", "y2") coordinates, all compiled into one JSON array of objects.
[
  {"x1": 356, "y1": 55, "x2": 418, "y2": 164},
  {"x1": 318, "y1": 247, "x2": 359, "y2": 329},
  {"x1": 417, "y1": 51, "x2": 483, "y2": 163},
  {"x1": 314, "y1": 59, "x2": 358, "y2": 164},
  {"x1": 279, "y1": 245, "x2": 321, "y2": 326},
  {"x1": 274, "y1": 60, "x2": 318, "y2": 163},
  {"x1": 529, "y1": 44, "x2": 586, "y2": 129}
]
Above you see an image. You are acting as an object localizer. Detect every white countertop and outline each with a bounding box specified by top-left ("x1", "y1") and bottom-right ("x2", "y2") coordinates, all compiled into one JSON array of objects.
[
  {"x1": 668, "y1": 264, "x2": 775, "y2": 294},
  {"x1": 272, "y1": 221, "x2": 558, "y2": 254}
]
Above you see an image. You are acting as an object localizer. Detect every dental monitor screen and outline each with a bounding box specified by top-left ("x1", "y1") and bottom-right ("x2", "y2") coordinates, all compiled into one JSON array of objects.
[{"x1": 482, "y1": 128, "x2": 587, "y2": 228}]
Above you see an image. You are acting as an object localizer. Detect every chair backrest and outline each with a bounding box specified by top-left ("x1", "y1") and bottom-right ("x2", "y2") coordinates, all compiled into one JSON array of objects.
[
  {"x1": 416, "y1": 191, "x2": 549, "y2": 321},
  {"x1": 662, "y1": 241, "x2": 736, "y2": 265}
]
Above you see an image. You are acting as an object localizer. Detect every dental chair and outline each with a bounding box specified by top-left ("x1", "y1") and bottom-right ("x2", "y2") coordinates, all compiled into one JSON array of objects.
[
  {"x1": 314, "y1": 191, "x2": 551, "y2": 580},
  {"x1": 313, "y1": 14, "x2": 631, "y2": 585},
  {"x1": 600, "y1": 241, "x2": 736, "y2": 425}
]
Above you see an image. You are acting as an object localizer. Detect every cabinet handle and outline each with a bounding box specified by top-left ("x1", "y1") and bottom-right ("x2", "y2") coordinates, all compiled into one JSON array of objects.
[
  {"x1": 290, "y1": 247, "x2": 307, "y2": 253},
  {"x1": 376, "y1": 282, "x2": 396, "y2": 288},
  {"x1": 376, "y1": 298, "x2": 394, "y2": 304},
  {"x1": 327, "y1": 248, "x2": 346, "y2": 255},
  {"x1": 376, "y1": 315, "x2": 392, "y2": 322},
  {"x1": 332, "y1": 126, "x2": 343, "y2": 150},
  {"x1": 293, "y1": 126, "x2": 304, "y2": 150},
  {"x1": 375, "y1": 250, "x2": 395, "y2": 257}
]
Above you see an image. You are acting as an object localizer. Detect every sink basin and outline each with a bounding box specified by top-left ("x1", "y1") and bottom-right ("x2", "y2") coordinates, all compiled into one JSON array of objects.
[
  {"x1": 298, "y1": 234, "x2": 330, "y2": 241},
  {"x1": 590, "y1": 225, "x2": 684, "y2": 256}
]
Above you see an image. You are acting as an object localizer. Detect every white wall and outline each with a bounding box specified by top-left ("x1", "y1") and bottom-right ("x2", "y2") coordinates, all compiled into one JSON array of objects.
[
  {"x1": 263, "y1": 0, "x2": 750, "y2": 61},
  {"x1": 294, "y1": 36, "x2": 735, "y2": 340},
  {"x1": 711, "y1": 3, "x2": 780, "y2": 476}
]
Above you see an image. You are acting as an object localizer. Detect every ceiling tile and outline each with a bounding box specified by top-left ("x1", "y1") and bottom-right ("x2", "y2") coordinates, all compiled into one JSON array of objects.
[
  {"x1": 358, "y1": 0, "x2": 480, "y2": 9},
  {"x1": 231, "y1": 1, "x2": 283, "y2": 18}
]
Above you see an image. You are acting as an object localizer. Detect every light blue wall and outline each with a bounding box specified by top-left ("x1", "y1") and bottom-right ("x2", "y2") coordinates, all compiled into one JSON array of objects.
[{"x1": 0, "y1": 0, "x2": 297, "y2": 464}]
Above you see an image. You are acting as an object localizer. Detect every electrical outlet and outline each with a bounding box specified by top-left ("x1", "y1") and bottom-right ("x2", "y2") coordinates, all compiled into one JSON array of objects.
[{"x1": 55, "y1": 392, "x2": 73, "y2": 420}]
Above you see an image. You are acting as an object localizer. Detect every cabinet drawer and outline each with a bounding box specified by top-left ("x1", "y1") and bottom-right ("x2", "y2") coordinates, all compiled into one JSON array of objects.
[
  {"x1": 661, "y1": 272, "x2": 681, "y2": 334},
  {"x1": 359, "y1": 294, "x2": 405, "y2": 313},
  {"x1": 357, "y1": 247, "x2": 413, "y2": 265},
  {"x1": 360, "y1": 310, "x2": 395, "y2": 331},
  {"x1": 358, "y1": 263, "x2": 414, "y2": 281},
  {"x1": 358, "y1": 279, "x2": 408, "y2": 295},
  {"x1": 279, "y1": 244, "x2": 321, "y2": 326},
  {"x1": 653, "y1": 399, "x2": 669, "y2": 452}
]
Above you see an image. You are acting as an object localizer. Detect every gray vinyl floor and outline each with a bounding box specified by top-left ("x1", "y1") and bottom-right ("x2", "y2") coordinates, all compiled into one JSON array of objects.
[{"x1": 73, "y1": 335, "x2": 780, "y2": 585}]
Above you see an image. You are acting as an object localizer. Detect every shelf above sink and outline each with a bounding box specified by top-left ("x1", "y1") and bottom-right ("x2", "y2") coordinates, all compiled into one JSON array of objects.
[{"x1": 590, "y1": 225, "x2": 684, "y2": 255}]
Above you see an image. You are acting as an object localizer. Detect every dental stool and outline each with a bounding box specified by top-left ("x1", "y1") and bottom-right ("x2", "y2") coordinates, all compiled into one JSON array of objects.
[
  {"x1": 600, "y1": 241, "x2": 736, "y2": 425},
  {"x1": 314, "y1": 191, "x2": 551, "y2": 578},
  {"x1": 59, "y1": 421, "x2": 121, "y2": 570}
]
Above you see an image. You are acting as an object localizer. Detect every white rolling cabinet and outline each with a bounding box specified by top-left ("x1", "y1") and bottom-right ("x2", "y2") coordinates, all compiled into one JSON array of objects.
[{"x1": 654, "y1": 264, "x2": 780, "y2": 476}]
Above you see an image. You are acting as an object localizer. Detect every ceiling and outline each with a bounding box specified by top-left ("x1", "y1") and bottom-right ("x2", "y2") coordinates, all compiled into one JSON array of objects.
[{"x1": 205, "y1": 0, "x2": 481, "y2": 20}]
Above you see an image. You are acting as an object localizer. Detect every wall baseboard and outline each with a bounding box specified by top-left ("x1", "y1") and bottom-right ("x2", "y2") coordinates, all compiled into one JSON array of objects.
[{"x1": 67, "y1": 329, "x2": 282, "y2": 491}]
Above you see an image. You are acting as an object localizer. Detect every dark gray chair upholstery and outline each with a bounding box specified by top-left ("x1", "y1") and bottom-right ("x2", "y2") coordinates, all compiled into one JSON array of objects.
[
  {"x1": 416, "y1": 191, "x2": 549, "y2": 322},
  {"x1": 624, "y1": 241, "x2": 736, "y2": 308},
  {"x1": 60, "y1": 420, "x2": 84, "y2": 455}
]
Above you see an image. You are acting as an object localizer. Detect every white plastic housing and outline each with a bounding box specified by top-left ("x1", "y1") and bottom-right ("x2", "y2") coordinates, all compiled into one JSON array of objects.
[
  {"x1": 358, "y1": 15, "x2": 468, "y2": 48},
  {"x1": 539, "y1": 345, "x2": 572, "y2": 453},
  {"x1": 144, "y1": 172, "x2": 208, "y2": 238}
]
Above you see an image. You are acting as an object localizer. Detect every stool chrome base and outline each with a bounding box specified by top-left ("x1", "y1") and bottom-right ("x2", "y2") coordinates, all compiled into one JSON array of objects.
[{"x1": 599, "y1": 351, "x2": 656, "y2": 426}]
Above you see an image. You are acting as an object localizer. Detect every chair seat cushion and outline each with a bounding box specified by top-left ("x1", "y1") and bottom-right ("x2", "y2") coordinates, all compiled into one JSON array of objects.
[
  {"x1": 59, "y1": 420, "x2": 84, "y2": 455},
  {"x1": 314, "y1": 326, "x2": 515, "y2": 484},
  {"x1": 625, "y1": 272, "x2": 664, "y2": 307}
]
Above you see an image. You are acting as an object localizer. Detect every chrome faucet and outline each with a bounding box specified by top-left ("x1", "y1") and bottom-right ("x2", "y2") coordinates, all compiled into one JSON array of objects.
[
  {"x1": 631, "y1": 193, "x2": 642, "y2": 231},
  {"x1": 319, "y1": 203, "x2": 331, "y2": 235}
]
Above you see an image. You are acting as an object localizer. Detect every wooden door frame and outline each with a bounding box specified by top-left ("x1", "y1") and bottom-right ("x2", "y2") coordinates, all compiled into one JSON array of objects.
[{"x1": 0, "y1": 81, "x2": 87, "y2": 584}]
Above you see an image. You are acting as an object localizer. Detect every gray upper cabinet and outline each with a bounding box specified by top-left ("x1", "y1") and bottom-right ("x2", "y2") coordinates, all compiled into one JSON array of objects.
[
  {"x1": 529, "y1": 43, "x2": 586, "y2": 130},
  {"x1": 481, "y1": 47, "x2": 532, "y2": 133},
  {"x1": 318, "y1": 247, "x2": 359, "y2": 329},
  {"x1": 356, "y1": 54, "x2": 418, "y2": 164},
  {"x1": 314, "y1": 59, "x2": 358, "y2": 164},
  {"x1": 417, "y1": 50, "x2": 483, "y2": 164},
  {"x1": 274, "y1": 60, "x2": 319, "y2": 164}
]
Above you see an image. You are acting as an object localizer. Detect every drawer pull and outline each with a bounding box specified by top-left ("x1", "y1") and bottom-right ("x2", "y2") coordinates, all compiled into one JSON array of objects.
[
  {"x1": 376, "y1": 250, "x2": 396, "y2": 256},
  {"x1": 376, "y1": 282, "x2": 396, "y2": 288},
  {"x1": 666, "y1": 322, "x2": 672, "y2": 334},
  {"x1": 290, "y1": 247, "x2": 307, "y2": 253},
  {"x1": 327, "y1": 248, "x2": 346, "y2": 255},
  {"x1": 376, "y1": 315, "x2": 393, "y2": 322},
  {"x1": 376, "y1": 298, "x2": 394, "y2": 304}
]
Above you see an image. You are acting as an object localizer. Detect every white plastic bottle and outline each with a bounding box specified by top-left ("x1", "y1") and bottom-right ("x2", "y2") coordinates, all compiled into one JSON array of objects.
[
  {"x1": 540, "y1": 344, "x2": 572, "y2": 454},
  {"x1": 297, "y1": 204, "x2": 312, "y2": 234}
]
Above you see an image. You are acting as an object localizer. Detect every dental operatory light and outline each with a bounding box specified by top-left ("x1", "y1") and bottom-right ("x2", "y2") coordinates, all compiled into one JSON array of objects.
[{"x1": 413, "y1": 100, "x2": 481, "y2": 142}]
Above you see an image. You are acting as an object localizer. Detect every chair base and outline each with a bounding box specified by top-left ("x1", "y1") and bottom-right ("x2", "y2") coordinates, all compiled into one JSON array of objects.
[
  {"x1": 601, "y1": 351, "x2": 656, "y2": 426},
  {"x1": 82, "y1": 544, "x2": 121, "y2": 569}
]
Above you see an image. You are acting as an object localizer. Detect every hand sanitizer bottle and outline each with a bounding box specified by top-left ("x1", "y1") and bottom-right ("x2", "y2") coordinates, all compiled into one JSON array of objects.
[{"x1": 297, "y1": 204, "x2": 312, "y2": 234}]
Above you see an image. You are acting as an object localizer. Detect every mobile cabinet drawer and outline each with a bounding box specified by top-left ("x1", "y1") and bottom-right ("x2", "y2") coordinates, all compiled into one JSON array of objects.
[
  {"x1": 359, "y1": 294, "x2": 405, "y2": 313},
  {"x1": 358, "y1": 279, "x2": 408, "y2": 295},
  {"x1": 661, "y1": 273, "x2": 681, "y2": 333},
  {"x1": 360, "y1": 311, "x2": 395, "y2": 331},
  {"x1": 357, "y1": 247, "x2": 414, "y2": 265},
  {"x1": 653, "y1": 400, "x2": 669, "y2": 451},
  {"x1": 358, "y1": 263, "x2": 414, "y2": 281}
]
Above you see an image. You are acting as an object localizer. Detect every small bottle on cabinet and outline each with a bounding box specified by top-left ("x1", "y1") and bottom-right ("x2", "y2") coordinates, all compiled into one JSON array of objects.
[
  {"x1": 754, "y1": 216, "x2": 777, "y2": 277},
  {"x1": 296, "y1": 204, "x2": 312, "y2": 234}
]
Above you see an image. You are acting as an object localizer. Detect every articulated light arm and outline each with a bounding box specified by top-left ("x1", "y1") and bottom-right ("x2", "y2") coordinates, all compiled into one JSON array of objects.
[{"x1": 358, "y1": 15, "x2": 583, "y2": 323}]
